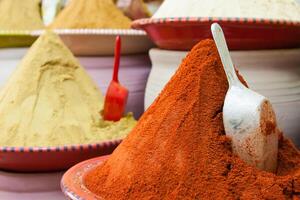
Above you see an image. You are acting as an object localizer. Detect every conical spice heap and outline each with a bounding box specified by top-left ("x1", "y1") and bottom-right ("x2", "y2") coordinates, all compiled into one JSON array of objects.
[
  {"x1": 0, "y1": 0, "x2": 44, "y2": 30},
  {"x1": 50, "y1": 0, "x2": 131, "y2": 29},
  {"x1": 0, "y1": 31, "x2": 135, "y2": 147},
  {"x1": 85, "y1": 39, "x2": 300, "y2": 199}
]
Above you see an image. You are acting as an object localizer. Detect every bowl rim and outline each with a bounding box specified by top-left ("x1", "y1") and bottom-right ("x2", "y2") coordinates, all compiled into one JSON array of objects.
[
  {"x1": 61, "y1": 156, "x2": 108, "y2": 200},
  {"x1": 132, "y1": 17, "x2": 300, "y2": 28},
  {"x1": 0, "y1": 29, "x2": 147, "y2": 37},
  {"x1": 0, "y1": 139, "x2": 122, "y2": 153},
  {"x1": 31, "y1": 29, "x2": 147, "y2": 36},
  {"x1": 0, "y1": 30, "x2": 38, "y2": 36}
]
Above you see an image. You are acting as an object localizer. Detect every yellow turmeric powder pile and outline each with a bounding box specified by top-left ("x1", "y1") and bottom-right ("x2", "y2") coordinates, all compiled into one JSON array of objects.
[
  {"x1": 51, "y1": 0, "x2": 131, "y2": 29},
  {"x1": 0, "y1": 31, "x2": 136, "y2": 147},
  {"x1": 0, "y1": 0, "x2": 44, "y2": 30}
]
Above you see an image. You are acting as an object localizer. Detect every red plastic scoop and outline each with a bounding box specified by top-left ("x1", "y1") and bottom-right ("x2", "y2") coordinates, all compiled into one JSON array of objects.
[{"x1": 103, "y1": 36, "x2": 129, "y2": 121}]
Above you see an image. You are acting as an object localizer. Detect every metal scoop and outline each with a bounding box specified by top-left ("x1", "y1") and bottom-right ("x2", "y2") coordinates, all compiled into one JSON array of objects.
[{"x1": 211, "y1": 23, "x2": 278, "y2": 172}]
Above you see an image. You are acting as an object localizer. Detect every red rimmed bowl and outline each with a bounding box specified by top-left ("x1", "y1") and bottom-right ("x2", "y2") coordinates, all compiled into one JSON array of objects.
[
  {"x1": 0, "y1": 141, "x2": 119, "y2": 172},
  {"x1": 61, "y1": 156, "x2": 109, "y2": 200},
  {"x1": 131, "y1": 17, "x2": 300, "y2": 50}
]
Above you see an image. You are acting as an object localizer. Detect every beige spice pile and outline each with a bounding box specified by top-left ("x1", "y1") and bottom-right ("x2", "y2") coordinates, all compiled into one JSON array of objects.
[{"x1": 51, "y1": 0, "x2": 132, "y2": 29}]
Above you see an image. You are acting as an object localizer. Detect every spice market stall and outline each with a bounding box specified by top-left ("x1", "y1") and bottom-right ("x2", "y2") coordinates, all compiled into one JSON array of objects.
[{"x1": 0, "y1": 0, "x2": 299, "y2": 199}]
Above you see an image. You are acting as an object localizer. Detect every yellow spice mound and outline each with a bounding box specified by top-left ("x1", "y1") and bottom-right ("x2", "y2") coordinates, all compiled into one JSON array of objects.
[
  {"x1": 0, "y1": 0, "x2": 44, "y2": 30},
  {"x1": 0, "y1": 31, "x2": 136, "y2": 147},
  {"x1": 51, "y1": 0, "x2": 131, "y2": 29}
]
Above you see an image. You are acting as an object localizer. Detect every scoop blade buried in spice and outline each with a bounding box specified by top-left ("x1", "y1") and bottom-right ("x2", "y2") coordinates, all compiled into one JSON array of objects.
[
  {"x1": 103, "y1": 36, "x2": 128, "y2": 121},
  {"x1": 211, "y1": 23, "x2": 279, "y2": 172}
]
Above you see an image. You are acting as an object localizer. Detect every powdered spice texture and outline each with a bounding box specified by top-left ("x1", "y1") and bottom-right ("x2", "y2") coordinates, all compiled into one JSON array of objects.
[
  {"x1": 0, "y1": 0, "x2": 44, "y2": 30},
  {"x1": 0, "y1": 31, "x2": 136, "y2": 147},
  {"x1": 85, "y1": 39, "x2": 300, "y2": 199},
  {"x1": 51, "y1": 0, "x2": 131, "y2": 29}
]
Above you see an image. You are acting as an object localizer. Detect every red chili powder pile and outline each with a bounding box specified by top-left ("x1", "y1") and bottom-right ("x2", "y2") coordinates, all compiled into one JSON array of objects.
[{"x1": 85, "y1": 39, "x2": 300, "y2": 199}]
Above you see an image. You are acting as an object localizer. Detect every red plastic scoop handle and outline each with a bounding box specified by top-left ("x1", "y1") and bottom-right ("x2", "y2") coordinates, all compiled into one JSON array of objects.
[
  {"x1": 112, "y1": 36, "x2": 121, "y2": 83},
  {"x1": 103, "y1": 36, "x2": 129, "y2": 121}
]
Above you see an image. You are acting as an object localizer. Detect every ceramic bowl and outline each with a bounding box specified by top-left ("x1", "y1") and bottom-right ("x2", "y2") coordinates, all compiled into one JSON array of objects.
[
  {"x1": 32, "y1": 29, "x2": 155, "y2": 56},
  {"x1": 61, "y1": 156, "x2": 109, "y2": 200},
  {"x1": 0, "y1": 141, "x2": 118, "y2": 172},
  {"x1": 145, "y1": 48, "x2": 300, "y2": 147},
  {"x1": 0, "y1": 30, "x2": 38, "y2": 48},
  {"x1": 0, "y1": 29, "x2": 155, "y2": 55},
  {"x1": 132, "y1": 17, "x2": 300, "y2": 50}
]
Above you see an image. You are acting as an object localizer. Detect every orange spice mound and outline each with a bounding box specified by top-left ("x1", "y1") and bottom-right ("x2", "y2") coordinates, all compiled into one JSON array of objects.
[{"x1": 85, "y1": 39, "x2": 300, "y2": 199}]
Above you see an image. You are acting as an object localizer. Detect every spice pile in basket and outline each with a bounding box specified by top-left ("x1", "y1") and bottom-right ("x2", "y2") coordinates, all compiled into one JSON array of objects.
[
  {"x1": 50, "y1": 0, "x2": 131, "y2": 29},
  {"x1": 0, "y1": 31, "x2": 136, "y2": 147},
  {"x1": 85, "y1": 39, "x2": 300, "y2": 199},
  {"x1": 0, "y1": 0, "x2": 44, "y2": 30},
  {"x1": 153, "y1": 0, "x2": 300, "y2": 22}
]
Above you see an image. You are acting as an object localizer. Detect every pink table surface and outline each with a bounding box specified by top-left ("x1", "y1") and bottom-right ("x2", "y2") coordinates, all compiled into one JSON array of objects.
[{"x1": 0, "y1": 170, "x2": 65, "y2": 199}]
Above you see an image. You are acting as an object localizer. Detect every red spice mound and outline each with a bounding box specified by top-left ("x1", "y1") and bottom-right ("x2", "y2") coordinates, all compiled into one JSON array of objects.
[{"x1": 85, "y1": 39, "x2": 300, "y2": 199}]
